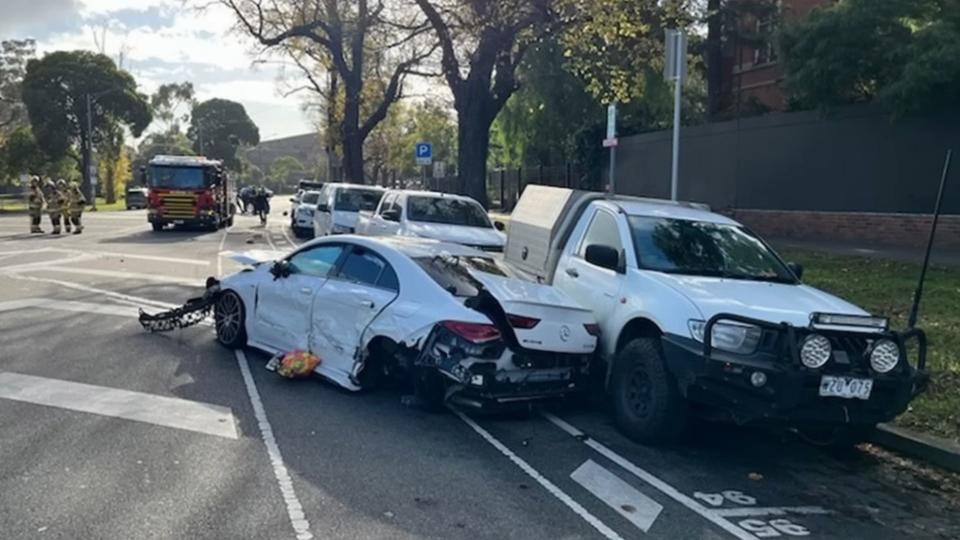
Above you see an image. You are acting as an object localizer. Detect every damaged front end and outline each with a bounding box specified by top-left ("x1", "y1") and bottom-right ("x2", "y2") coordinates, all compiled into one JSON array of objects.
[
  {"x1": 138, "y1": 277, "x2": 221, "y2": 332},
  {"x1": 415, "y1": 318, "x2": 590, "y2": 410}
]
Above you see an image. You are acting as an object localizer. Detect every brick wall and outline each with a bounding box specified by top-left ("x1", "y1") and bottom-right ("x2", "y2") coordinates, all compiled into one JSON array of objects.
[{"x1": 730, "y1": 209, "x2": 960, "y2": 248}]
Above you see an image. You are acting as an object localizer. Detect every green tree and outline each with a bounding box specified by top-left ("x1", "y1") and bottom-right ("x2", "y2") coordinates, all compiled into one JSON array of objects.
[
  {"x1": 269, "y1": 155, "x2": 305, "y2": 191},
  {"x1": 187, "y1": 98, "x2": 259, "y2": 170},
  {"x1": 781, "y1": 0, "x2": 958, "y2": 115},
  {"x1": 150, "y1": 82, "x2": 196, "y2": 134},
  {"x1": 0, "y1": 39, "x2": 36, "y2": 135},
  {"x1": 131, "y1": 130, "x2": 194, "y2": 179},
  {"x1": 414, "y1": 0, "x2": 560, "y2": 206},
  {"x1": 21, "y1": 50, "x2": 151, "y2": 197}
]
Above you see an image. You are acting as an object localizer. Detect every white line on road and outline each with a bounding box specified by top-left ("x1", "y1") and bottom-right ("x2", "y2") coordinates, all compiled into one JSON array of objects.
[
  {"x1": 0, "y1": 297, "x2": 142, "y2": 319},
  {"x1": 5, "y1": 274, "x2": 178, "y2": 310},
  {"x1": 543, "y1": 412, "x2": 759, "y2": 540},
  {"x1": 452, "y1": 409, "x2": 624, "y2": 540},
  {"x1": 0, "y1": 371, "x2": 238, "y2": 439},
  {"x1": 710, "y1": 506, "x2": 831, "y2": 518},
  {"x1": 217, "y1": 224, "x2": 231, "y2": 277},
  {"x1": 235, "y1": 350, "x2": 314, "y2": 540},
  {"x1": 24, "y1": 266, "x2": 201, "y2": 286},
  {"x1": 280, "y1": 224, "x2": 299, "y2": 249},
  {"x1": 0, "y1": 247, "x2": 209, "y2": 266},
  {"x1": 571, "y1": 459, "x2": 663, "y2": 533}
]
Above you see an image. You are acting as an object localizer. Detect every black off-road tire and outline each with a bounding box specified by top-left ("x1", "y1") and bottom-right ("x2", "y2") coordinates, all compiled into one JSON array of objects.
[
  {"x1": 413, "y1": 367, "x2": 446, "y2": 412},
  {"x1": 214, "y1": 291, "x2": 247, "y2": 348},
  {"x1": 610, "y1": 337, "x2": 688, "y2": 445}
]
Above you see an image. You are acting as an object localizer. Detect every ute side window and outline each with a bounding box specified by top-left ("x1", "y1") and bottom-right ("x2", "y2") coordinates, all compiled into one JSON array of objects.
[
  {"x1": 577, "y1": 210, "x2": 623, "y2": 258},
  {"x1": 379, "y1": 193, "x2": 396, "y2": 215}
]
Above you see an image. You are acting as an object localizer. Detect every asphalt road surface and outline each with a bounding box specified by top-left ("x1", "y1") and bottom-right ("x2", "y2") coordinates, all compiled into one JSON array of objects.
[{"x1": 1, "y1": 201, "x2": 958, "y2": 540}]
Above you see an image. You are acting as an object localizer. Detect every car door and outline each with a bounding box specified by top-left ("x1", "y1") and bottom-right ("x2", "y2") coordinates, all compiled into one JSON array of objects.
[
  {"x1": 314, "y1": 187, "x2": 334, "y2": 236},
  {"x1": 368, "y1": 193, "x2": 398, "y2": 235},
  {"x1": 309, "y1": 244, "x2": 400, "y2": 385},
  {"x1": 552, "y1": 208, "x2": 627, "y2": 332},
  {"x1": 252, "y1": 243, "x2": 346, "y2": 352}
]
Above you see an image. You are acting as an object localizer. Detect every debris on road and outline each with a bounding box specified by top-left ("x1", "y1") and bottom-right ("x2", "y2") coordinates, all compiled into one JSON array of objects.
[{"x1": 138, "y1": 277, "x2": 220, "y2": 332}]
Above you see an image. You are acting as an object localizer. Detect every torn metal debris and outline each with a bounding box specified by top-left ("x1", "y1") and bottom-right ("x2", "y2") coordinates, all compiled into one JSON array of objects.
[{"x1": 138, "y1": 277, "x2": 221, "y2": 332}]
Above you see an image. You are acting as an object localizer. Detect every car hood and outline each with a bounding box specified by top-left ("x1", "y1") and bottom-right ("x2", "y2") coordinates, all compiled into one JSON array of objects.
[
  {"x1": 406, "y1": 221, "x2": 505, "y2": 247},
  {"x1": 644, "y1": 273, "x2": 868, "y2": 326},
  {"x1": 227, "y1": 250, "x2": 286, "y2": 266}
]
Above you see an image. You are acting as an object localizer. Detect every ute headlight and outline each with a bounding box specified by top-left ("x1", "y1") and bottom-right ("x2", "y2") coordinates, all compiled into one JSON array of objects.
[
  {"x1": 800, "y1": 334, "x2": 832, "y2": 369},
  {"x1": 689, "y1": 320, "x2": 762, "y2": 355},
  {"x1": 870, "y1": 339, "x2": 900, "y2": 373}
]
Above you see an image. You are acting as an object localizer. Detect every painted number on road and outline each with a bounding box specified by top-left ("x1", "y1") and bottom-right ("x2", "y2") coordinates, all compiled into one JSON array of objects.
[
  {"x1": 738, "y1": 519, "x2": 810, "y2": 537},
  {"x1": 695, "y1": 490, "x2": 757, "y2": 506}
]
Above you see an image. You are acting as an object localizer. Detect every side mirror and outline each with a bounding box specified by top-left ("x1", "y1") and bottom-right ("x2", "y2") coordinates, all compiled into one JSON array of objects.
[
  {"x1": 494, "y1": 220, "x2": 506, "y2": 232},
  {"x1": 289, "y1": 197, "x2": 296, "y2": 203},
  {"x1": 787, "y1": 262, "x2": 804, "y2": 280},
  {"x1": 381, "y1": 208, "x2": 401, "y2": 222},
  {"x1": 584, "y1": 244, "x2": 623, "y2": 273},
  {"x1": 270, "y1": 260, "x2": 291, "y2": 279},
  {"x1": 317, "y1": 204, "x2": 330, "y2": 213}
]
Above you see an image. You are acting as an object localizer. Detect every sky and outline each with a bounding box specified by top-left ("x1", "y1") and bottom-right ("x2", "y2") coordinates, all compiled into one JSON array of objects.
[{"x1": 3, "y1": 0, "x2": 317, "y2": 142}]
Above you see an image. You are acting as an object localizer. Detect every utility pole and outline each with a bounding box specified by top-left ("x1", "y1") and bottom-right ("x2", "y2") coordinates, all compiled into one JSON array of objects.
[{"x1": 84, "y1": 93, "x2": 98, "y2": 211}]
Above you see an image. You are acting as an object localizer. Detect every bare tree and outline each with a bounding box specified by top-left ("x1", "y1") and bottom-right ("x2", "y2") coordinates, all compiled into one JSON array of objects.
[
  {"x1": 220, "y1": 0, "x2": 435, "y2": 182},
  {"x1": 413, "y1": 0, "x2": 559, "y2": 206}
]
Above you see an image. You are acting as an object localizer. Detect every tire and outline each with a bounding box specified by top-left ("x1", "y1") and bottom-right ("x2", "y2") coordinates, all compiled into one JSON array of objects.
[
  {"x1": 413, "y1": 367, "x2": 446, "y2": 412},
  {"x1": 151, "y1": 222, "x2": 163, "y2": 232},
  {"x1": 609, "y1": 337, "x2": 688, "y2": 444},
  {"x1": 214, "y1": 291, "x2": 247, "y2": 348}
]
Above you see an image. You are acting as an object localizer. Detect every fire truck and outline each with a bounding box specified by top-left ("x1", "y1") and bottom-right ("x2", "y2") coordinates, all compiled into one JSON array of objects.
[{"x1": 143, "y1": 155, "x2": 235, "y2": 232}]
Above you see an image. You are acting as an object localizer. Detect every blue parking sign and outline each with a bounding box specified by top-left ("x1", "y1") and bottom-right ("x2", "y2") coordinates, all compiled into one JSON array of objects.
[{"x1": 415, "y1": 142, "x2": 432, "y2": 165}]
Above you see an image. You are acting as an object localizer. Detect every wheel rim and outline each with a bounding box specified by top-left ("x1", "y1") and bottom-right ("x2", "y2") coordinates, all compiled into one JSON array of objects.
[
  {"x1": 216, "y1": 293, "x2": 241, "y2": 343},
  {"x1": 625, "y1": 367, "x2": 652, "y2": 418}
]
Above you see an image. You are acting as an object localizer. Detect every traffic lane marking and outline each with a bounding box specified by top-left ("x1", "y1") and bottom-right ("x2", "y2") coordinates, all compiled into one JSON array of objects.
[
  {"x1": 543, "y1": 412, "x2": 760, "y2": 540},
  {"x1": 452, "y1": 408, "x2": 625, "y2": 540},
  {"x1": 571, "y1": 459, "x2": 664, "y2": 533},
  {"x1": 19, "y1": 266, "x2": 203, "y2": 286},
  {"x1": 0, "y1": 297, "x2": 142, "y2": 318},
  {"x1": 0, "y1": 371, "x2": 238, "y2": 439},
  {"x1": 6, "y1": 274, "x2": 178, "y2": 310},
  {"x1": 711, "y1": 506, "x2": 831, "y2": 518}
]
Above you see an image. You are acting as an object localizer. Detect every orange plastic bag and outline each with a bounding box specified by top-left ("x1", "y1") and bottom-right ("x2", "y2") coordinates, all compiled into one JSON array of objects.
[{"x1": 275, "y1": 349, "x2": 321, "y2": 379}]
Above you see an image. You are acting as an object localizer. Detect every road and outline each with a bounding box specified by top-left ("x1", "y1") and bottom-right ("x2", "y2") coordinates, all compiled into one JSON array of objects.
[{"x1": 0, "y1": 202, "x2": 958, "y2": 540}]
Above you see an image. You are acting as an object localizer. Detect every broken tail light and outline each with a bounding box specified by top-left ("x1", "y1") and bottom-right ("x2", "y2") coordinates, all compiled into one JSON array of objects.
[
  {"x1": 584, "y1": 323, "x2": 601, "y2": 337},
  {"x1": 440, "y1": 320, "x2": 501, "y2": 344},
  {"x1": 506, "y1": 314, "x2": 541, "y2": 329}
]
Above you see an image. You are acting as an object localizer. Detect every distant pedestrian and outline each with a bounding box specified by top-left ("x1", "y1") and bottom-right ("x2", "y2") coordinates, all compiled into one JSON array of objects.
[
  {"x1": 66, "y1": 180, "x2": 86, "y2": 234},
  {"x1": 27, "y1": 176, "x2": 45, "y2": 234}
]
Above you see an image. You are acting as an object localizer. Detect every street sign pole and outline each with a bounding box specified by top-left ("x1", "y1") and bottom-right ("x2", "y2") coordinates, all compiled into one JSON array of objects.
[
  {"x1": 665, "y1": 29, "x2": 687, "y2": 201},
  {"x1": 603, "y1": 103, "x2": 618, "y2": 194}
]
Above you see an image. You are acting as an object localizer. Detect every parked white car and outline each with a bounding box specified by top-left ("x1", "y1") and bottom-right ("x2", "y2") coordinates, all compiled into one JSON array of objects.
[
  {"x1": 356, "y1": 190, "x2": 506, "y2": 252},
  {"x1": 289, "y1": 190, "x2": 321, "y2": 238},
  {"x1": 504, "y1": 186, "x2": 928, "y2": 444},
  {"x1": 312, "y1": 183, "x2": 385, "y2": 236},
  {"x1": 213, "y1": 235, "x2": 598, "y2": 408}
]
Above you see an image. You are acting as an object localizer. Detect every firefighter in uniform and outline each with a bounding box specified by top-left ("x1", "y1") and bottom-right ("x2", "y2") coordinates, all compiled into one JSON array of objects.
[
  {"x1": 66, "y1": 180, "x2": 86, "y2": 234},
  {"x1": 28, "y1": 176, "x2": 45, "y2": 234},
  {"x1": 56, "y1": 179, "x2": 73, "y2": 233},
  {"x1": 43, "y1": 178, "x2": 65, "y2": 234}
]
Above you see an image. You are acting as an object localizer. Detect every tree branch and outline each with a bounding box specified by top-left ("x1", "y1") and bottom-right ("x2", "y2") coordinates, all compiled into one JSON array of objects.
[{"x1": 413, "y1": 0, "x2": 463, "y2": 94}]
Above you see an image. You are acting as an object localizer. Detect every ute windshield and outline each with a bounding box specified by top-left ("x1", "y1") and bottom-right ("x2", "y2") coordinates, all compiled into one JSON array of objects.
[
  {"x1": 627, "y1": 216, "x2": 796, "y2": 283},
  {"x1": 147, "y1": 166, "x2": 209, "y2": 189},
  {"x1": 334, "y1": 188, "x2": 383, "y2": 212},
  {"x1": 407, "y1": 196, "x2": 492, "y2": 228}
]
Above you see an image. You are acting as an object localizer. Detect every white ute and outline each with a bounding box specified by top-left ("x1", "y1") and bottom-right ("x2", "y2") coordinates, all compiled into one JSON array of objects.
[
  {"x1": 356, "y1": 190, "x2": 506, "y2": 252},
  {"x1": 313, "y1": 183, "x2": 385, "y2": 236},
  {"x1": 214, "y1": 235, "x2": 598, "y2": 408},
  {"x1": 503, "y1": 186, "x2": 928, "y2": 444}
]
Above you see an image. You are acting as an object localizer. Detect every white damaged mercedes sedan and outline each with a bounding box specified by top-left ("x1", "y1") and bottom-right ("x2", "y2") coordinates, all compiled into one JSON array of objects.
[{"x1": 213, "y1": 235, "x2": 599, "y2": 408}]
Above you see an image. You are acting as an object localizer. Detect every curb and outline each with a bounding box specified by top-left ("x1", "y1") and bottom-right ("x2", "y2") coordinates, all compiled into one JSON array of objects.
[{"x1": 871, "y1": 423, "x2": 960, "y2": 473}]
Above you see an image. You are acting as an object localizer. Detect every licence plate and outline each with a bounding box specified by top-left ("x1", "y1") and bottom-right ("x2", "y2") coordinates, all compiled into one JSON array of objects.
[
  {"x1": 819, "y1": 376, "x2": 873, "y2": 400},
  {"x1": 173, "y1": 220, "x2": 185, "y2": 225}
]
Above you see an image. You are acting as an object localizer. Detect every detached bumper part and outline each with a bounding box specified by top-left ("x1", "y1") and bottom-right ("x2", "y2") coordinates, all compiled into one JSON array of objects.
[
  {"x1": 661, "y1": 312, "x2": 929, "y2": 427},
  {"x1": 139, "y1": 278, "x2": 221, "y2": 332}
]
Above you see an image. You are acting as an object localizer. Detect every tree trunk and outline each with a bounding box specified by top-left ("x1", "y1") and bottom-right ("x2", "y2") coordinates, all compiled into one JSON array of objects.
[
  {"x1": 706, "y1": 0, "x2": 724, "y2": 118},
  {"x1": 340, "y1": 82, "x2": 365, "y2": 183},
  {"x1": 454, "y1": 83, "x2": 495, "y2": 208},
  {"x1": 105, "y1": 159, "x2": 116, "y2": 204}
]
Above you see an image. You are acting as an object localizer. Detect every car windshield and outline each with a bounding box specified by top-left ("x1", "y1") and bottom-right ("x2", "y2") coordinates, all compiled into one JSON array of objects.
[
  {"x1": 147, "y1": 165, "x2": 208, "y2": 189},
  {"x1": 627, "y1": 216, "x2": 796, "y2": 283},
  {"x1": 414, "y1": 255, "x2": 509, "y2": 297},
  {"x1": 301, "y1": 192, "x2": 320, "y2": 204},
  {"x1": 406, "y1": 197, "x2": 492, "y2": 228},
  {"x1": 335, "y1": 188, "x2": 383, "y2": 212}
]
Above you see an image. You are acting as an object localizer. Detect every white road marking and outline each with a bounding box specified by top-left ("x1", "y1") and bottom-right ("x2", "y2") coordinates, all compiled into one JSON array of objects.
[
  {"x1": 0, "y1": 372, "x2": 238, "y2": 439},
  {"x1": 0, "y1": 297, "x2": 142, "y2": 318},
  {"x1": 235, "y1": 350, "x2": 314, "y2": 540},
  {"x1": 265, "y1": 230, "x2": 278, "y2": 251},
  {"x1": 217, "y1": 223, "x2": 231, "y2": 277},
  {"x1": 571, "y1": 459, "x2": 663, "y2": 533},
  {"x1": 6, "y1": 274, "x2": 178, "y2": 310},
  {"x1": 280, "y1": 224, "x2": 299, "y2": 249},
  {"x1": 711, "y1": 506, "x2": 830, "y2": 518},
  {"x1": 26, "y1": 266, "x2": 201, "y2": 286},
  {"x1": 452, "y1": 409, "x2": 624, "y2": 540},
  {"x1": 543, "y1": 412, "x2": 759, "y2": 540},
  {"x1": 0, "y1": 247, "x2": 208, "y2": 266}
]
